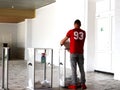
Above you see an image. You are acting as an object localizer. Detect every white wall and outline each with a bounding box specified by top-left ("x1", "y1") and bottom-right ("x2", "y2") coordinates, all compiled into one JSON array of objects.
[
  {"x1": 0, "y1": 23, "x2": 17, "y2": 45},
  {"x1": 31, "y1": 3, "x2": 56, "y2": 48},
  {"x1": 17, "y1": 22, "x2": 25, "y2": 47},
  {"x1": 0, "y1": 22, "x2": 26, "y2": 59},
  {"x1": 0, "y1": 23, "x2": 17, "y2": 59},
  {"x1": 16, "y1": 21, "x2": 26, "y2": 59},
  {"x1": 25, "y1": 0, "x2": 87, "y2": 67}
]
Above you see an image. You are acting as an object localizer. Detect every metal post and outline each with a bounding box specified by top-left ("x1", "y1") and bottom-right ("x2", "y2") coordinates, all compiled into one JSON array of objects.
[
  {"x1": 64, "y1": 49, "x2": 66, "y2": 87},
  {"x1": 27, "y1": 48, "x2": 35, "y2": 90},
  {"x1": 2, "y1": 48, "x2": 4, "y2": 89},
  {"x1": 51, "y1": 49, "x2": 53, "y2": 88},
  {"x1": 44, "y1": 49, "x2": 47, "y2": 81},
  {"x1": 1, "y1": 47, "x2": 9, "y2": 90}
]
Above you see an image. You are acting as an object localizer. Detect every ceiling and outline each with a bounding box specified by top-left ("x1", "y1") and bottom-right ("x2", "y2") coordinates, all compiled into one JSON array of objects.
[
  {"x1": 0, "y1": 0, "x2": 56, "y2": 23},
  {"x1": 0, "y1": 0, "x2": 56, "y2": 9}
]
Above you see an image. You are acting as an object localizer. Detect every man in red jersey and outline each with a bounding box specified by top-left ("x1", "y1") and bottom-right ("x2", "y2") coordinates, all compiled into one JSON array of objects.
[{"x1": 60, "y1": 19, "x2": 87, "y2": 89}]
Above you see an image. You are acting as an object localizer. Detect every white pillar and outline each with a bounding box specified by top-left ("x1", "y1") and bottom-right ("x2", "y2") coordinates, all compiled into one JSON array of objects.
[
  {"x1": 25, "y1": 19, "x2": 32, "y2": 60},
  {"x1": 86, "y1": 0, "x2": 96, "y2": 71},
  {"x1": 113, "y1": 0, "x2": 120, "y2": 80}
]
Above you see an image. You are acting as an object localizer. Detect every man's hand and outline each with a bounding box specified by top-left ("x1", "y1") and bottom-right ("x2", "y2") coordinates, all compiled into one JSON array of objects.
[
  {"x1": 60, "y1": 36, "x2": 69, "y2": 46},
  {"x1": 60, "y1": 41, "x2": 64, "y2": 46}
]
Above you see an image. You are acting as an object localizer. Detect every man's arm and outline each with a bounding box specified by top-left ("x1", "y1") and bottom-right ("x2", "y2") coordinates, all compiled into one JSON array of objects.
[{"x1": 60, "y1": 36, "x2": 69, "y2": 46}]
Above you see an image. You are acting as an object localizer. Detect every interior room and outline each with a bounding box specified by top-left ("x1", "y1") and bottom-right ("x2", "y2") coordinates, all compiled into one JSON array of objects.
[{"x1": 0, "y1": 0, "x2": 120, "y2": 90}]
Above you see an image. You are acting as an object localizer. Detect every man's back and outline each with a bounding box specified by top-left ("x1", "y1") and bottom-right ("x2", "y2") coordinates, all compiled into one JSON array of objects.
[{"x1": 66, "y1": 28, "x2": 86, "y2": 54}]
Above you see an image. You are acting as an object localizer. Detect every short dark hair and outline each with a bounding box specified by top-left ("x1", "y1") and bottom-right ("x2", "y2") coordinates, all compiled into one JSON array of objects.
[{"x1": 74, "y1": 19, "x2": 81, "y2": 26}]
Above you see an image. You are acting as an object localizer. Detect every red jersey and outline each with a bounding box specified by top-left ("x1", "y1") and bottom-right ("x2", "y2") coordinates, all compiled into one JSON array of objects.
[{"x1": 66, "y1": 28, "x2": 86, "y2": 54}]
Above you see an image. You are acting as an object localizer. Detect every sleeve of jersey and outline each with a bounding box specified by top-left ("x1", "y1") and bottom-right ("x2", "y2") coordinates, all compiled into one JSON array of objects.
[{"x1": 66, "y1": 30, "x2": 71, "y2": 38}]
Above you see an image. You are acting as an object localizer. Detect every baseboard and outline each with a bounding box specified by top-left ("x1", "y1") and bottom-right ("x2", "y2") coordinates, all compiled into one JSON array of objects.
[{"x1": 94, "y1": 70, "x2": 114, "y2": 75}]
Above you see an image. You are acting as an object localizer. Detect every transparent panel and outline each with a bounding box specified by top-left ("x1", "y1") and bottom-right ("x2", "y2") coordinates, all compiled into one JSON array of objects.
[
  {"x1": 34, "y1": 48, "x2": 53, "y2": 89},
  {"x1": 59, "y1": 48, "x2": 66, "y2": 87}
]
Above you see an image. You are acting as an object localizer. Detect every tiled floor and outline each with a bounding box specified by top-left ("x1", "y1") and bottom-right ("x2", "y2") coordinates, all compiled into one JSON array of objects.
[{"x1": 0, "y1": 60, "x2": 120, "y2": 90}]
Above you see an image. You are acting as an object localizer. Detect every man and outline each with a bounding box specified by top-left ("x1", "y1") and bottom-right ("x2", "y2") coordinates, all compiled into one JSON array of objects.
[{"x1": 60, "y1": 19, "x2": 87, "y2": 89}]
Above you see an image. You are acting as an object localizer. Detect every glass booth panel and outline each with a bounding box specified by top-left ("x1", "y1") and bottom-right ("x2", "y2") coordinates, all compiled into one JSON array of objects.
[
  {"x1": 59, "y1": 48, "x2": 81, "y2": 88},
  {"x1": 27, "y1": 48, "x2": 53, "y2": 89}
]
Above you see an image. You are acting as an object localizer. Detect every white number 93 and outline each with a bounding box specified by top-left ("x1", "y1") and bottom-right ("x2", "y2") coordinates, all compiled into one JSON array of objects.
[{"x1": 74, "y1": 31, "x2": 84, "y2": 40}]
